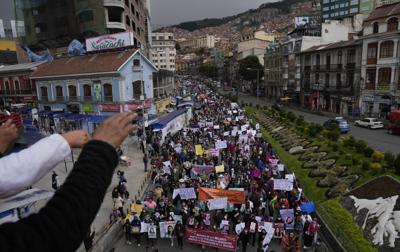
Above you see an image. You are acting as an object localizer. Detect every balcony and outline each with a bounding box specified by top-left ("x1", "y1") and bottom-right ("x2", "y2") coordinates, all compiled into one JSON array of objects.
[
  {"x1": 304, "y1": 66, "x2": 311, "y2": 71},
  {"x1": 103, "y1": 0, "x2": 125, "y2": 9},
  {"x1": 0, "y1": 90, "x2": 34, "y2": 95},
  {"x1": 346, "y1": 63, "x2": 356, "y2": 69},
  {"x1": 367, "y1": 58, "x2": 377, "y2": 65},
  {"x1": 376, "y1": 84, "x2": 391, "y2": 91},
  {"x1": 106, "y1": 21, "x2": 126, "y2": 31}
]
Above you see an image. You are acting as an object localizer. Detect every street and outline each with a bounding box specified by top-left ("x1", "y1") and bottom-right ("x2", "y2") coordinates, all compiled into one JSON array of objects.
[{"x1": 229, "y1": 91, "x2": 400, "y2": 154}]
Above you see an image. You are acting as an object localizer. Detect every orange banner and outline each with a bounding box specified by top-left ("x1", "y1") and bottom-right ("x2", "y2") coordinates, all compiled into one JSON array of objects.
[{"x1": 198, "y1": 187, "x2": 245, "y2": 204}]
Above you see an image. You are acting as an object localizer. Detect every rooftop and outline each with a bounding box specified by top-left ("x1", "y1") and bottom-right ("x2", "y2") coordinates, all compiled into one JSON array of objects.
[
  {"x1": 302, "y1": 39, "x2": 362, "y2": 53},
  {"x1": 365, "y1": 2, "x2": 400, "y2": 22},
  {"x1": 0, "y1": 61, "x2": 45, "y2": 74}
]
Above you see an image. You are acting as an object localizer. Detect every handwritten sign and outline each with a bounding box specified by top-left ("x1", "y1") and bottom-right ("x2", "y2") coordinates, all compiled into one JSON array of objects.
[
  {"x1": 215, "y1": 165, "x2": 225, "y2": 173},
  {"x1": 172, "y1": 188, "x2": 197, "y2": 200},
  {"x1": 207, "y1": 197, "x2": 228, "y2": 210},
  {"x1": 215, "y1": 140, "x2": 227, "y2": 150},
  {"x1": 273, "y1": 179, "x2": 293, "y2": 191}
]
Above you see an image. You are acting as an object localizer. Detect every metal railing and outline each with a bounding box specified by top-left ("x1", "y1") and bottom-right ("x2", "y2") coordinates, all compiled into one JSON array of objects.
[{"x1": 0, "y1": 90, "x2": 34, "y2": 95}]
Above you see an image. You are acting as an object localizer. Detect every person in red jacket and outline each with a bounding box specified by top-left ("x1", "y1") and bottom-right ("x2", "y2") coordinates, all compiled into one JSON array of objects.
[{"x1": 0, "y1": 112, "x2": 136, "y2": 252}]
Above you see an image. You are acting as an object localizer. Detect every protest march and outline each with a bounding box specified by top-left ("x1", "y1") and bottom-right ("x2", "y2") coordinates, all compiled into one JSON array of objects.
[{"x1": 113, "y1": 79, "x2": 320, "y2": 252}]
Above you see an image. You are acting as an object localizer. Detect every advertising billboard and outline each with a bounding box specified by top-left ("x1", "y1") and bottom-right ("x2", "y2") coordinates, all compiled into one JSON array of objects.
[
  {"x1": 85, "y1": 32, "x2": 134, "y2": 52},
  {"x1": 294, "y1": 16, "x2": 321, "y2": 29}
]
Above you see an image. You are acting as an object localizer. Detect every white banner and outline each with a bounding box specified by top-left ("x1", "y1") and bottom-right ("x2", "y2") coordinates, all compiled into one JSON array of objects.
[
  {"x1": 159, "y1": 221, "x2": 176, "y2": 238},
  {"x1": 274, "y1": 179, "x2": 294, "y2": 191},
  {"x1": 215, "y1": 140, "x2": 227, "y2": 150},
  {"x1": 277, "y1": 164, "x2": 285, "y2": 171},
  {"x1": 207, "y1": 197, "x2": 228, "y2": 210},
  {"x1": 148, "y1": 224, "x2": 157, "y2": 239},
  {"x1": 172, "y1": 188, "x2": 197, "y2": 200},
  {"x1": 85, "y1": 32, "x2": 134, "y2": 52}
]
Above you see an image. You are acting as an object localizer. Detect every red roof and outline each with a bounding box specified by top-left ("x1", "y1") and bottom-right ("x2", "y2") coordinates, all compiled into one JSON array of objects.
[
  {"x1": 31, "y1": 50, "x2": 137, "y2": 78},
  {"x1": 365, "y1": 2, "x2": 400, "y2": 22}
]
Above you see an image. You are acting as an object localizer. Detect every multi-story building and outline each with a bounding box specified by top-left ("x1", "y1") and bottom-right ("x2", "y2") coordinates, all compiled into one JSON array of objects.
[
  {"x1": 30, "y1": 50, "x2": 157, "y2": 115},
  {"x1": 150, "y1": 33, "x2": 176, "y2": 71},
  {"x1": 237, "y1": 29, "x2": 274, "y2": 65},
  {"x1": 15, "y1": 0, "x2": 149, "y2": 50},
  {"x1": 264, "y1": 43, "x2": 283, "y2": 99},
  {"x1": 321, "y1": 0, "x2": 360, "y2": 21},
  {"x1": 0, "y1": 61, "x2": 45, "y2": 107},
  {"x1": 179, "y1": 35, "x2": 215, "y2": 49},
  {"x1": 300, "y1": 39, "x2": 362, "y2": 116},
  {"x1": 359, "y1": 3, "x2": 400, "y2": 117},
  {"x1": 281, "y1": 21, "x2": 350, "y2": 103}
]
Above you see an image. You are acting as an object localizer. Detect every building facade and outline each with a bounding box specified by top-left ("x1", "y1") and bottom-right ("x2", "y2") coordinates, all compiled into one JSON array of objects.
[
  {"x1": 300, "y1": 39, "x2": 362, "y2": 116},
  {"x1": 150, "y1": 32, "x2": 176, "y2": 71},
  {"x1": 179, "y1": 35, "x2": 215, "y2": 49},
  {"x1": 321, "y1": 0, "x2": 360, "y2": 21},
  {"x1": 0, "y1": 62, "x2": 44, "y2": 107},
  {"x1": 15, "y1": 0, "x2": 149, "y2": 50},
  {"x1": 30, "y1": 50, "x2": 157, "y2": 115},
  {"x1": 359, "y1": 3, "x2": 400, "y2": 117},
  {"x1": 264, "y1": 43, "x2": 283, "y2": 99}
]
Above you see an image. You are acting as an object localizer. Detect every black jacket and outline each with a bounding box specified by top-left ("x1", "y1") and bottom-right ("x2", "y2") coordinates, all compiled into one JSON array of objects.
[{"x1": 0, "y1": 140, "x2": 118, "y2": 252}]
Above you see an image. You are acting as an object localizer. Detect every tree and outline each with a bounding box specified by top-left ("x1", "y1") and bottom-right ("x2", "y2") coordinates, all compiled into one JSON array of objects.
[
  {"x1": 175, "y1": 43, "x2": 181, "y2": 51},
  {"x1": 199, "y1": 64, "x2": 218, "y2": 78},
  {"x1": 238, "y1": 55, "x2": 264, "y2": 81}
]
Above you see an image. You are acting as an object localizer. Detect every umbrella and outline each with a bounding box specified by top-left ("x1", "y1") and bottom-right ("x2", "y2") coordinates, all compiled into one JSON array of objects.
[{"x1": 300, "y1": 202, "x2": 315, "y2": 214}]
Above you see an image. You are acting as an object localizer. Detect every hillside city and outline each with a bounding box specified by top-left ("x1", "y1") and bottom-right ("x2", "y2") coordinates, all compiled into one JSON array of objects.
[{"x1": 0, "y1": 0, "x2": 400, "y2": 252}]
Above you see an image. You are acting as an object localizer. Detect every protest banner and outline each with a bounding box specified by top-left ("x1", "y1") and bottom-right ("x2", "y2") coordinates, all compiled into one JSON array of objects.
[
  {"x1": 285, "y1": 174, "x2": 294, "y2": 182},
  {"x1": 220, "y1": 220, "x2": 230, "y2": 231},
  {"x1": 206, "y1": 122, "x2": 213, "y2": 127},
  {"x1": 207, "y1": 197, "x2": 228, "y2": 210},
  {"x1": 140, "y1": 222, "x2": 149, "y2": 233},
  {"x1": 215, "y1": 165, "x2": 224, "y2": 173},
  {"x1": 198, "y1": 187, "x2": 245, "y2": 204},
  {"x1": 192, "y1": 165, "x2": 214, "y2": 176},
  {"x1": 280, "y1": 209, "x2": 295, "y2": 230},
  {"x1": 198, "y1": 121, "x2": 206, "y2": 128},
  {"x1": 195, "y1": 145, "x2": 205, "y2": 156},
  {"x1": 215, "y1": 140, "x2": 227, "y2": 150},
  {"x1": 223, "y1": 131, "x2": 230, "y2": 136},
  {"x1": 130, "y1": 203, "x2": 144, "y2": 216},
  {"x1": 269, "y1": 159, "x2": 279, "y2": 166},
  {"x1": 273, "y1": 179, "x2": 294, "y2": 191},
  {"x1": 208, "y1": 148, "x2": 219, "y2": 157},
  {"x1": 241, "y1": 125, "x2": 248, "y2": 132},
  {"x1": 159, "y1": 221, "x2": 176, "y2": 238},
  {"x1": 213, "y1": 125, "x2": 220, "y2": 129},
  {"x1": 262, "y1": 226, "x2": 275, "y2": 252},
  {"x1": 148, "y1": 224, "x2": 157, "y2": 239},
  {"x1": 186, "y1": 228, "x2": 237, "y2": 251},
  {"x1": 277, "y1": 164, "x2": 285, "y2": 172},
  {"x1": 172, "y1": 188, "x2": 197, "y2": 200},
  {"x1": 235, "y1": 223, "x2": 245, "y2": 235},
  {"x1": 162, "y1": 161, "x2": 172, "y2": 174},
  {"x1": 256, "y1": 123, "x2": 260, "y2": 129}
]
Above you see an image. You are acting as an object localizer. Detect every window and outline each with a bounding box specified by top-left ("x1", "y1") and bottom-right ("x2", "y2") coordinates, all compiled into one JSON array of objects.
[
  {"x1": 366, "y1": 68, "x2": 376, "y2": 89},
  {"x1": 56, "y1": 86, "x2": 63, "y2": 98},
  {"x1": 326, "y1": 54, "x2": 331, "y2": 69},
  {"x1": 387, "y1": 17, "x2": 398, "y2": 32},
  {"x1": 78, "y1": 10, "x2": 94, "y2": 23},
  {"x1": 380, "y1": 41, "x2": 394, "y2": 58},
  {"x1": 367, "y1": 43, "x2": 378, "y2": 63},
  {"x1": 378, "y1": 68, "x2": 391, "y2": 84},
  {"x1": 338, "y1": 51, "x2": 342, "y2": 67},
  {"x1": 68, "y1": 85, "x2": 77, "y2": 97},
  {"x1": 325, "y1": 73, "x2": 330, "y2": 87},
  {"x1": 347, "y1": 49, "x2": 356, "y2": 64},
  {"x1": 336, "y1": 73, "x2": 342, "y2": 88},
  {"x1": 14, "y1": 80, "x2": 20, "y2": 92},
  {"x1": 133, "y1": 80, "x2": 142, "y2": 100},
  {"x1": 4, "y1": 81, "x2": 9, "y2": 90},
  {"x1": 103, "y1": 84, "x2": 113, "y2": 102},
  {"x1": 347, "y1": 71, "x2": 354, "y2": 88},
  {"x1": 83, "y1": 85, "x2": 92, "y2": 97},
  {"x1": 125, "y1": 0, "x2": 129, "y2": 6},
  {"x1": 126, "y1": 15, "x2": 130, "y2": 26},
  {"x1": 373, "y1": 22, "x2": 379, "y2": 33},
  {"x1": 133, "y1": 59, "x2": 140, "y2": 67},
  {"x1": 316, "y1": 54, "x2": 320, "y2": 69},
  {"x1": 40, "y1": 86, "x2": 48, "y2": 100}
]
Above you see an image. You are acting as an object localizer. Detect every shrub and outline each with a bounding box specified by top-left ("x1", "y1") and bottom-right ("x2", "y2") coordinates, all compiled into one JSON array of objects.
[
  {"x1": 384, "y1": 152, "x2": 395, "y2": 170},
  {"x1": 395, "y1": 154, "x2": 400, "y2": 175},
  {"x1": 371, "y1": 151, "x2": 384, "y2": 162},
  {"x1": 345, "y1": 154, "x2": 352, "y2": 161},
  {"x1": 328, "y1": 129, "x2": 341, "y2": 141},
  {"x1": 249, "y1": 102, "x2": 253, "y2": 107},
  {"x1": 331, "y1": 143, "x2": 339, "y2": 152},
  {"x1": 296, "y1": 115, "x2": 305, "y2": 125},
  {"x1": 370, "y1": 162, "x2": 382, "y2": 175},
  {"x1": 363, "y1": 147, "x2": 374, "y2": 158},
  {"x1": 287, "y1": 111, "x2": 296, "y2": 122},
  {"x1": 352, "y1": 158, "x2": 359, "y2": 166},
  {"x1": 263, "y1": 105, "x2": 269, "y2": 110},
  {"x1": 362, "y1": 161, "x2": 371, "y2": 171},
  {"x1": 343, "y1": 136, "x2": 356, "y2": 148},
  {"x1": 355, "y1": 140, "x2": 368, "y2": 153},
  {"x1": 255, "y1": 104, "x2": 260, "y2": 109}
]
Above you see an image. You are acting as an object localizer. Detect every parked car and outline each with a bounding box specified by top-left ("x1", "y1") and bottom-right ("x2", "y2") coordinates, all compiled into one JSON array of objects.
[
  {"x1": 354, "y1": 118, "x2": 384, "y2": 129},
  {"x1": 323, "y1": 117, "x2": 350, "y2": 133},
  {"x1": 387, "y1": 111, "x2": 400, "y2": 135},
  {"x1": 388, "y1": 124, "x2": 400, "y2": 135}
]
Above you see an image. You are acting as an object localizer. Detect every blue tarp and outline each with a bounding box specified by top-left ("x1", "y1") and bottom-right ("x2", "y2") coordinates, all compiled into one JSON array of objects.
[
  {"x1": 64, "y1": 114, "x2": 88, "y2": 121},
  {"x1": 150, "y1": 109, "x2": 187, "y2": 129},
  {"x1": 177, "y1": 101, "x2": 194, "y2": 108},
  {"x1": 86, "y1": 115, "x2": 109, "y2": 124},
  {"x1": 38, "y1": 111, "x2": 63, "y2": 118},
  {"x1": 300, "y1": 202, "x2": 316, "y2": 214}
]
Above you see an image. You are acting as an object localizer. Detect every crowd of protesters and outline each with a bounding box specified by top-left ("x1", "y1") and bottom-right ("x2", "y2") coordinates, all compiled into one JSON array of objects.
[{"x1": 115, "y1": 80, "x2": 321, "y2": 252}]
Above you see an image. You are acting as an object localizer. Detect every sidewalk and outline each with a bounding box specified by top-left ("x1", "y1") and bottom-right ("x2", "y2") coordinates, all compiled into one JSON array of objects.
[{"x1": 32, "y1": 136, "x2": 148, "y2": 238}]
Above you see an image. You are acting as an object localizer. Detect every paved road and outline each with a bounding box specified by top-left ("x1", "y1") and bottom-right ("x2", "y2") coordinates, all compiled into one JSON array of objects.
[{"x1": 228, "y1": 91, "x2": 400, "y2": 154}]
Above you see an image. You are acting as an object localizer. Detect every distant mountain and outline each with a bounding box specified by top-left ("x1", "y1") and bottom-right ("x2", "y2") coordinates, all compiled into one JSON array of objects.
[{"x1": 169, "y1": 0, "x2": 314, "y2": 32}]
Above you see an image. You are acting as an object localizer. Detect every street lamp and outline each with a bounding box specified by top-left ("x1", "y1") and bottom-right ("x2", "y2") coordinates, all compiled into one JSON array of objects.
[{"x1": 247, "y1": 68, "x2": 263, "y2": 105}]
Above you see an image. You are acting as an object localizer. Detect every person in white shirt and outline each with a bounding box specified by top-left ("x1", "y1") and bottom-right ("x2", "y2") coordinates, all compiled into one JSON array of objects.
[{"x1": 0, "y1": 123, "x2": 90, "y2": 198}]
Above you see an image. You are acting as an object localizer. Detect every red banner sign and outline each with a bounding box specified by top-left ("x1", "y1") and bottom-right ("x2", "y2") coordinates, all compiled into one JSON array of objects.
[
  {"x1": 186, "y1": 228, "x2": 237, "y2": 251},
  {"x1": 124, "y1": 99, "x2": 152, "y2": 111},
  {"x1": 198, "y1": 187, "x2": 245, "y2": 204},
  {"x1": 99, "y1": 104, "x2": 120, "y2": 112}
]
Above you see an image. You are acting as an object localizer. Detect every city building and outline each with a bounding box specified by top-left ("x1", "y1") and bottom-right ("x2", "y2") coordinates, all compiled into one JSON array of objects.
[
  {"x1": 15, "y1": 0, "x2": 149, "y2": 50},
  {"x1": 359, "y1": 3, "x2": 400, "y2": 117},
  {"x1": 237, "y1": 38, "x2": 269, "y2": 65},
  {"x1": 300, "y1": 39, "x2": 362, "y2": 116},
  {"x1": 281, "y1": 21, "x2": 350, "y2": 103},
  {"x1": 176, "y1": 53, "x2": 200, "y2": 75},
  {"x1": 179, "y1": 35, "x2": 215, "y2": 49},
  {"x1": 153, "y1": 70, "x2": 174, "y2": 99},
  {"x1": 0, "y1": 61, "x2": 45, "y2": 107},
  {"x1": 0, "y1": 19, "x2": 24, "y2": 40},
  {"x1": 30, "y1": 50, "x2": 157, "y2": 115},
  {"x1": 0, "y1": 40, "x2": 18, "y2": 65},
  {"x1": 150, "y1": 32, "x2": 176, "y2": 71},
  {"x1": 321, "y1": 0, "x2": 360, "y2": 21},
  {"x1": 264, "y1": 43, "x2": 283, "y2": 99}
]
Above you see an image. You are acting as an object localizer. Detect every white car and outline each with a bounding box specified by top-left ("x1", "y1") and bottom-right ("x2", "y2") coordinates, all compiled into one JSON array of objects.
[{"x1": 354, "y1": 118, "x2": 384, "y2": 129}]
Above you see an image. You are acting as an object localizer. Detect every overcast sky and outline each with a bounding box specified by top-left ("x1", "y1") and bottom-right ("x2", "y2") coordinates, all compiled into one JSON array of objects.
[
  {"x1": 0, "y1": 0, "x2": 14, "y2": 20},
  {"x1": 150, "y1": 0, "x2": 273, "y2": 26}
]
